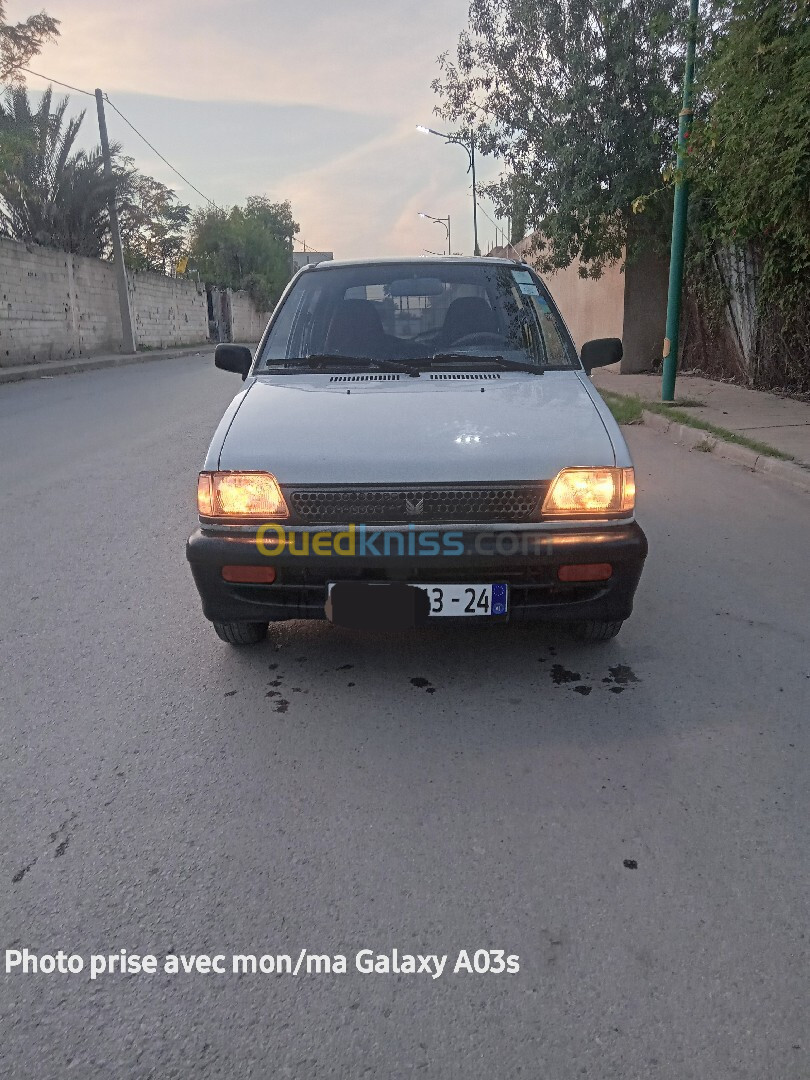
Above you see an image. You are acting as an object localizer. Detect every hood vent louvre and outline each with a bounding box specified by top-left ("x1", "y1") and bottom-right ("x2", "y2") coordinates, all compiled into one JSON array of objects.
[
  {"x1": 429, "y1": 372, "x2": 502, "y2": 381},
  {"x1": 329, "y1": 373, "x2": 401, "y2": 383}
]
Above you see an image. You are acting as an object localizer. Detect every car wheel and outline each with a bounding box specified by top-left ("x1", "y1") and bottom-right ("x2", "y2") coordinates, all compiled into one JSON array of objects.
[
  {"x1": 568, "y1": 619, "x2": 623, "y2": 643},
  {"x1": 212, "y1": 620, "x2": 268, "y2": 646}
]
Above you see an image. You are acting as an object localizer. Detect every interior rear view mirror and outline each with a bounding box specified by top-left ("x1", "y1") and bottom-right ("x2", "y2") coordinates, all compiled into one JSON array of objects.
[{"x1": 387, "y1": 277, "x2": 445, "y2": 297}]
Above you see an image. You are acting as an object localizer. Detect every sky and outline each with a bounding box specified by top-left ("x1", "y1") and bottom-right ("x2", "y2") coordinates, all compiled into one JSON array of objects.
[{"x1": 8, "y1": 0, "x2": 509, "y2": 259}]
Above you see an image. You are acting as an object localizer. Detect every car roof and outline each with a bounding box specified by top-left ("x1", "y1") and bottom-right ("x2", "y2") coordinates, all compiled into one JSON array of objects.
[{"x1": 303, "y1": 256, "x2": 528, "y2": 271}]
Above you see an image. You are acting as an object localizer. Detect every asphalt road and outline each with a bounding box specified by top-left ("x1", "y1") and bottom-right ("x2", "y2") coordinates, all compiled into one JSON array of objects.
[{"x1": 1, "y1": 354, "x2": 808, "y2": 1079}]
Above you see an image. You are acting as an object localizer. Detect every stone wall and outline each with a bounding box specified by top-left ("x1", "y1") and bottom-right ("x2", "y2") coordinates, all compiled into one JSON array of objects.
[
  {"x1": 128, "y1": 270, "x2": 208, "y2": 349},
  {"x1": 0, "y1": 236, "x2": 209, "y2": 367},
  {"x1": 0, "y1": 237, "x2": 122, "y2": 366}
]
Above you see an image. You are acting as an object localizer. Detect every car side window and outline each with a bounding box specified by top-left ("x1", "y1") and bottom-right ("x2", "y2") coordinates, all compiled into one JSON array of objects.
[{"x1": 263, "y1": 280, "x2": 325, "y2": 360}]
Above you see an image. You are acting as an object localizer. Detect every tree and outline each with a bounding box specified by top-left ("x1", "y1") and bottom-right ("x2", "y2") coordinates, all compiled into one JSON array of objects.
[
  {"x1": 0, "y1": 1, "x2": 59, "y2": 82},
  {"x1": 432, "y1": 0, "x2": 698, "y2": 275},
  {"x1": 0, "y1": 85, "x2": 124, "y2": 256},
  {"x1": 118, "y1": 171, "x2": 191, "y2": 274},
  {"x1": 189, "y1": 197, "x2": 298, "y2": 308},
  {"x1": 689, "y1": 0, "x2": 810, "y2": 312},
  {"x1": 686, "y1": 0, "x2": 810, "y2": 390}
]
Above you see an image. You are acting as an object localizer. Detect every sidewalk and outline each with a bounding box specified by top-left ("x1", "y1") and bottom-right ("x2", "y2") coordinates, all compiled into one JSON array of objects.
[
  {"x1": 591, "y1": 365, "x2": 810, "y2": 467},
  {"x1": 0, "y1": 344, "x2": 215, "y2": 385}
]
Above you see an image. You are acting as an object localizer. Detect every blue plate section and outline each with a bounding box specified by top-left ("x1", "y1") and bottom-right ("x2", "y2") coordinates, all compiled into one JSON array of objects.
[{"x1": 492, "y1": 583, "x2": 508, "y2": 616}]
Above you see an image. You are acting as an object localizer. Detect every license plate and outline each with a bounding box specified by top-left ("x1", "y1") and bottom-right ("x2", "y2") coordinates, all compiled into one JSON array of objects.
[
  {"x1": 327, "y1": 583, "x2": 508, "y2": 618},
  {"x1": 420, "y1": 583, "x2": 508, "y2": 617}
]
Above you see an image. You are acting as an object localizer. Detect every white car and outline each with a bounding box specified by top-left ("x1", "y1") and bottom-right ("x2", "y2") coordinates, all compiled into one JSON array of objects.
[{"x1": 187, "y1": 257, "x2": 647, "y2": 644}]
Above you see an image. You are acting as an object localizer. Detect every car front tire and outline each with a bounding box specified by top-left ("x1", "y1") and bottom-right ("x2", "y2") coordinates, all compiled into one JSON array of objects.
[
  {"x1": 212, "y1": 620, "x2": 269, "y2": 646},
  {"x1": 568, "y1": 619, "x2": 624, "y2": 643}
]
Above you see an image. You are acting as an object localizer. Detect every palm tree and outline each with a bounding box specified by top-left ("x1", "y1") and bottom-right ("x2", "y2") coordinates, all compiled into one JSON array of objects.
[{"x1": 0, "y1": 85, "x2": 126, "y2": 256}]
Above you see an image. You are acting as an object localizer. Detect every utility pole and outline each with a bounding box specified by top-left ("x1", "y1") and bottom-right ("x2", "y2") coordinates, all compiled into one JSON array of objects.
[
  {"x1": 95, "y1": 89, "x2": 136, "y2": 353},
  {"x1": 661, "y1": 0, "x2": 699, "y2": 401}
]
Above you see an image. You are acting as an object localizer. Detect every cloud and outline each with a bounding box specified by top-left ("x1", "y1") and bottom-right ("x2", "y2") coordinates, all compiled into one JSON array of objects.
[
  {"x1": 276, "y1": 120, "x2": 500, "y2": 258},
  {"x1": 14, "y1": 0, "x2": 469, "y2": 114},
  {"x1": 8, "y1": 0, "x2": 510, "y2": 257}
]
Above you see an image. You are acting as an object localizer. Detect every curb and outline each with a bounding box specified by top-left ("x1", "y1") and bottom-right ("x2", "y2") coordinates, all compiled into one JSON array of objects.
[
  {"x1": 640, "y1": 408, "x2": 810, "y2": 493},
  {"x1": 0, "y1": 345, "x2": 213, "y2": 385}
]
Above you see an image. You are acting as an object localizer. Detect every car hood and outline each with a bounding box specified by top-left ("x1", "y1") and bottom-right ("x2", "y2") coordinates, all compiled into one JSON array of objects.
[{"x1": 215, "y1": 370, "x2": 616, "y2": 483}]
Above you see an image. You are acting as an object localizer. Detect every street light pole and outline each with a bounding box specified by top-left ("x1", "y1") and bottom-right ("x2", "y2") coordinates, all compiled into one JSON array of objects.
[
  {"x1": 661, "y1": 0, "x2": 700, "y2": 402},
  {"x1": 417, "y1": 125, "x2": 480, "y2": 256},
  {"x1": 418, "y1": 212, "x2": 451, "y2": 256},
  {"x1": 469, "y1": 137, "x2": 480, "y2": 257}
]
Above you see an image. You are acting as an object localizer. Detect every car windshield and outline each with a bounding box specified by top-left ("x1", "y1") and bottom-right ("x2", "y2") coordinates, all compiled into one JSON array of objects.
[{"x1": 256, "y1": 262, "x2": 580, "y2": 372}]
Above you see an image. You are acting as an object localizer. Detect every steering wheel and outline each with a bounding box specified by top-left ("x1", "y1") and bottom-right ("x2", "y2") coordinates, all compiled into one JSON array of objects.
[{"x1": 448, "y1": 332, "x2": 507, "y2": 348}]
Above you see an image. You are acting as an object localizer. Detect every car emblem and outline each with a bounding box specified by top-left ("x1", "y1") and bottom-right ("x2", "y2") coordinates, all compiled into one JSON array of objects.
[{"x1": 405, "y1": 495, "x2": 424, "y2": 516}]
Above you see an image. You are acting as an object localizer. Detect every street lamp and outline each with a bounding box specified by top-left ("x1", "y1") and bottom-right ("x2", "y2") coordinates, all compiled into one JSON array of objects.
[
  {"x1": 418, "y1": 212, "x2": 451, "y2": 256},
  {"x1": 417, "y1": 125, "x2": 480, "y2": 256}
]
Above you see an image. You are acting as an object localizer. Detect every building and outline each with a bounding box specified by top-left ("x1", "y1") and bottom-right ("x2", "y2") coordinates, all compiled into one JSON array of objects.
[{"x1": 292, "y1": 251, "x2": 334, "y2": 272}]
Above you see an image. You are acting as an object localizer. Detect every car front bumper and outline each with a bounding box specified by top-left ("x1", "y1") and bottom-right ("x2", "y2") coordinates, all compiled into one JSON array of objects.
[{"x1": 186, "y1": 522, "x2": 648, "y2": 625}]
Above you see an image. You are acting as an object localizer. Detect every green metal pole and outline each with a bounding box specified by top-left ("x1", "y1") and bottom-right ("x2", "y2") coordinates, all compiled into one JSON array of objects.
[{"x1": 661, "y1": 0, "x2": 699, "y2": 402}]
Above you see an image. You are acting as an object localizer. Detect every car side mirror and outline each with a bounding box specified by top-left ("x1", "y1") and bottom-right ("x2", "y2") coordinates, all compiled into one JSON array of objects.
[
  {"x1": 215, "y1": 343, "x2": 253, "y2": 379},
  {"x1": 581, "y1": 338, "x2": 622, "y2": 375}
]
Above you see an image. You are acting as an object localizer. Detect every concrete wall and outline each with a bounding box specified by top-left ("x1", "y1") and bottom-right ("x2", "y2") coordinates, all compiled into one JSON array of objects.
[
  {"x1": 0, "y1": 236, "x2": 122, "y2": 366},
  {"x1": 621, "y1": 244, "x2": 670, "y2": 374},
  {"x1": 0, "y1": 236, "x2": 209, "y2": 367},
  {"x1": 128, "y1": 270, "x2": 208, "y2": 349},
  {"x1": 493, "y1": 235, "x2": 667, "y2": 373},
  {"x1": 229, "y1": 291, "x2": 271, "y2": 344},
  {"x1": 541, "y1": 260, "x2": 624, "y2": 352},
  {"x1": 498, "y1": 237, "x2": 624, "y2": 351}
]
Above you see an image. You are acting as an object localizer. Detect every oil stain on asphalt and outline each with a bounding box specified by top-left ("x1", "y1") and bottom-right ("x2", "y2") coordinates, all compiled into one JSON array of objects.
[
  {"x1": 608, "y1": 665, "x2": 641, "y2": 686},
  {"x1": 551, "y1": 664, "x2": 581, "y2": 685},
  {"x1": 411, "y1": 677, "x2": 437, "y2": 695},
  {"x1": 548, "y1": 657, "x2": 642, "y2": 697}
]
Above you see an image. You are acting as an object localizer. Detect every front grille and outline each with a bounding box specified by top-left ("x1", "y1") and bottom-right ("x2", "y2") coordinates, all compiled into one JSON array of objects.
[{"x1": 285, "y1": 483, "x2": 544, "y2": 525}]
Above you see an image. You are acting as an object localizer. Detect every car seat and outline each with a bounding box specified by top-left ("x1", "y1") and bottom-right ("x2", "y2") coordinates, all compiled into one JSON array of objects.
[{"x1": 324, "y1": 299, "x2": 388, "y2": 357}]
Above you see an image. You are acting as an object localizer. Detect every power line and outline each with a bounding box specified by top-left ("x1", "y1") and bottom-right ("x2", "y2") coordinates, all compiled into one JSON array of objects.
[
  {"x1": 17, "y1": 67, "x2": 215, "y2": 205},
  {"x1": 18, "y1": 66, "x2": 95, "y2": 97},
  {"x1": 16, "y1": 66, "x2": 328, "y2": 253},
  {"x1": 103, "y1": 95, "x2": 216, "y2": 206}
]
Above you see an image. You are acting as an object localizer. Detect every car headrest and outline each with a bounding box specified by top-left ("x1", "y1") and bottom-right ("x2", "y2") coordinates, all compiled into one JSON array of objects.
[
  {"x1": 325, "y1": 299, "x2": 386, "y2": 356},
  {"x1": 440, "y1": 296, "x2": 498, "y2": 343}
]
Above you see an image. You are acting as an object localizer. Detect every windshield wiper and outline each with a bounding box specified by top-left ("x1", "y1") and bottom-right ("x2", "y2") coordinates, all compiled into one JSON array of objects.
[
  {"x1": 291, "y1": 354, "x2": 422, "y2": 375},
  {"x1": 429, "y1": 353, "x2": 542, "y2": 374}
]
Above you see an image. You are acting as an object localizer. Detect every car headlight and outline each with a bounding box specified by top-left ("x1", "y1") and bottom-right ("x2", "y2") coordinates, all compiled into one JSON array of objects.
[
  {"x1": 197, "y1": 472, "x2": 289, "y2": 520},
  {"x1": 542, "y1": 467, "x2": 635, "y2": 516}
]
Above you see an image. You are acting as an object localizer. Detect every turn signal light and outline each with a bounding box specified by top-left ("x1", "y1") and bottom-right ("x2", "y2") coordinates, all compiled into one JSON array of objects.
[
  {"x1": 558, "y1": 563, "x2": 613, "y2": 582},
  {"x1": 542, "y1": 467, "x2": 635, "y2": 516},
  {"x1": 198, "y1": 472, "x2": 289, "y2": 519},
  {"x1": 221, "y1": 565, "x2": 277, "y2": 584}
]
